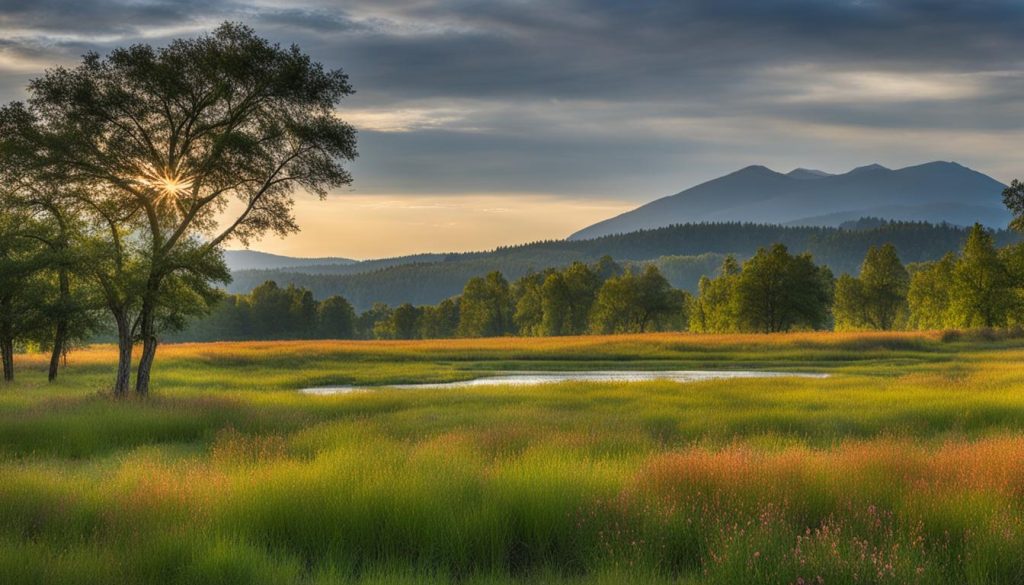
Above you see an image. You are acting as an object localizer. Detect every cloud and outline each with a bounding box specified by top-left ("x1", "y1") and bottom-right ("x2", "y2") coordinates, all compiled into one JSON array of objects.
[
  {"x1": 341, "y1": 105, "x2": 477, "y2": 133},
  {"x1": 1, "y1": 0, "x2": 1023, "y2": 255}
]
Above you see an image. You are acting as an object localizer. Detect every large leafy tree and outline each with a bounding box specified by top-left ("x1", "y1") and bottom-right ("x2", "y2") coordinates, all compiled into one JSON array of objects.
[
  {"x1": 540, "y1": 272, "x2": 573, "y2": 336},
  {"x1": 951, "y1": 224, "x2": 1015, "y2": 328},
  {"x1": 0, "y1": 210, "x2": 49, "y2": 382},
  {"x1": 317, "y1": 296, "x2": 356, "y2": 339},
  {"x1": 419, "y1": 298, "x2": 460, "y2": 339},
  {"x1": 512, "y1": 271, "x2": 551, "y2": 336},
  {"x1": 735, "y1": 244, "x2": 832, "y2": 333},
  {"x1": 907, "y1": 254, "x2": 957, "y2": 330},
  {"x1": 690, "y1": 255, "x2": 741, "y2": 333},
  {"x1": 558, "y1": 261, "x2": 601, "y2": 334},
  {"x1": 390, "y1": 303, "x2": 422, "y2": 340},
  {"x1": 834, "y1": 244, "x2": 909, "y2": 331},
  {"x1": 590, "y1": 265, "x2": 682, "y2": 334},
  {"x1": 458, "y1": 272, "x2": 513, "y2": 338},
  {"x1": 0, "y1": 104, "x2": 99, "y2": 381},
  {"x1": 22, "y1": 24, "x2": 357, "y2": 395}
]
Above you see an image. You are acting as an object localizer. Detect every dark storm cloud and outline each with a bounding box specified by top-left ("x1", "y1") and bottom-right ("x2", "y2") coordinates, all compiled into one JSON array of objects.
[
  {"x1": 0, "y1": 0, "x2": 214, "y2": 36},
  {"x1": 1, "y1": 0, "x2": 1023, "y2": 197},
  {"x1": 314, "y1": 0, "x2": 1024, "y2": 101}
]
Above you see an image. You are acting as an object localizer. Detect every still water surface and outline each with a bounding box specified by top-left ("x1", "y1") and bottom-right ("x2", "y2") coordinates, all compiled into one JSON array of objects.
[{"x1": 301, "y1": 370, "x2": 829, "y2": 395}]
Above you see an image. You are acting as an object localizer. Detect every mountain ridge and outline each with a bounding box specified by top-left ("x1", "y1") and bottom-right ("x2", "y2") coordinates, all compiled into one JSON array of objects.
[
  {"x1": 223, "y1": 250, "x2": 356, "y2": 272},
  {"x1": 569, "y1": 161, "x2": 1009, "y2": 241}
]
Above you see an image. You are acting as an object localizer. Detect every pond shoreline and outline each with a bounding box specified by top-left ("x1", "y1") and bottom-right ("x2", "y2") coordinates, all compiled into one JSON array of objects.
[{"x1": 300, "y1": 369, "x2": 830, "y2": 395}]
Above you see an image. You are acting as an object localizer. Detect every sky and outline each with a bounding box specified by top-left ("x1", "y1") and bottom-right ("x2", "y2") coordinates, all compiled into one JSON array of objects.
[{"x1": 1, "y1": 0, "x2": 1023, "y2": 259}]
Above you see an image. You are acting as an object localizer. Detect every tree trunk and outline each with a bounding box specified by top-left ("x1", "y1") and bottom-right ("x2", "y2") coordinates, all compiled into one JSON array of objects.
[
  {"x1": 135, "y1": 335, "x2": 157, "y2": 397},
  {"x1": 134, "y1": 302, "x2": 157, "y2": 397},
  {"x1": 48, "y1": 321, "x2": 67, "y2": 382},
  {"x1": 113, "y1": 310, "x2": 133, "y2": 398},
  {"x1": 1, "y1": 336, "x2": 13, "y2": 383},
  {"x1": 48, "y1": 269, "x2": 71, "y2": 382}
]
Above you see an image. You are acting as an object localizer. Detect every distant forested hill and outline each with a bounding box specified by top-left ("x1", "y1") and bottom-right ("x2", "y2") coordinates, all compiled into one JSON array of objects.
[
  {"x1": 223, "y1": 250, "x2": 356, "y2": 271},
  {"x1": 229, "y1": 220, "x2": 1020, "y2": 311}
]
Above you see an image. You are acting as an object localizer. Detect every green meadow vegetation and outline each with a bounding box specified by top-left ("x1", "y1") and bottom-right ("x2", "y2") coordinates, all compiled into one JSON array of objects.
[
  {"x1": 4, "y1": 21, "x2": 1024, "y2": 585},
  {"x1": 4, "y1": 332, "x2": 1024, "y2": 584}
]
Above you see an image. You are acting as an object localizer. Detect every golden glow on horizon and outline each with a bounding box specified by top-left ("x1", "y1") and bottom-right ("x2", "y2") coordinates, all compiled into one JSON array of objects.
[{"x1": 219, "y1": 194, "x2": 635, "y2": 259}]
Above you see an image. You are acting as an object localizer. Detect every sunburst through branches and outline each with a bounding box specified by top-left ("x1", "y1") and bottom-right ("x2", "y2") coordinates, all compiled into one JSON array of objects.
[{"x1": 136, "y1": 161, "x2": 194, "y2": 206}]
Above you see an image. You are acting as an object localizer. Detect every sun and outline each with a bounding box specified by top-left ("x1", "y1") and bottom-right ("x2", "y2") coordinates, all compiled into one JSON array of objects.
[{"x1": 137, "y1": 161, "x2": 194, "y2": 205}]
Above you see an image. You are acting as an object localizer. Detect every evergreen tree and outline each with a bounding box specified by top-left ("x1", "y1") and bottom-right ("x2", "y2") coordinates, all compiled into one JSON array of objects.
[{"x1": 951, "y1": 224, "x2": 1015, "y2": 327}]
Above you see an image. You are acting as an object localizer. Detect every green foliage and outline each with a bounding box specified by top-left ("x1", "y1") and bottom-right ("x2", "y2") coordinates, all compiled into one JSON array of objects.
[
  {"x1": 391, "y1": 304, "x2": 423, "y2": 340},
  {"x1": 418, "y1": 299, "x2": 460, "y2": 339},
  {"x1": 512, "y1": 258, "x2": 621, "y2": 337},
  {"x1": 458, "y1": 272, "x2": 514, "y2": 338},
  {"x1": 735, "y1": 244, "x2": 832, "y2": 333},
  {"x1": 318, "y1": 296, "x2": 356, "y2": 339},
  {"x1": 693, "y1": 245, "x2": 833, "y2": 333},
  {"x1": 168, "y1": 281, "x2": 359, "y2": 342},
  {"x1": 0, "y1": 213, "x2": 49, "y2": 380},
  {"x1": 357, "y1": 304, "x2": 393, "y2": 340},
  {"x1": 10, "y1": 23, "x2": 358, "y2": 394},
  {"x1": 834, "y1": 244, "x2": 909, "y2": 330},
  {"x1": 951, "y1": 224, "x2": 1016, "y2": 328},
  {"x1": 1004, "y1": 179, "x2": 1024, "y2": 233},
  {"x1": 907, "y1": 255, "x2": 957, "y2": 330},
  {"x1": 558, "y1": 262, "x2": 603, "y2": 334},
  {"x1": 590, "y1": 265, "x2": 683, "y2": 333},
  {"x1": 689, "y1": 256, "x2": 742, "y2": 333},
  {"x1": 511, "y1": 271, "x2": 549, "y2": 336},
  {"x1": 228, "y1": 222, "x2": 1020, "y2": 312},
  {"x1": 540, "y1": 272, "x2": 573, "y2": 335},
  {"x1": 907, "y1": 226, "x2": 1023, "y2": 330}
]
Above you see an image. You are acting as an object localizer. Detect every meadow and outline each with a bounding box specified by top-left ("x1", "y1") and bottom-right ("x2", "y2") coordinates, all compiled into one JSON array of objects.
[{"x1": 3, "y1": 332, "x2": 1024, "y2": 584}]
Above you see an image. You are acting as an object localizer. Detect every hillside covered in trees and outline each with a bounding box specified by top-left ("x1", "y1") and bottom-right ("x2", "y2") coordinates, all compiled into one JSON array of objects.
[
  {"x1": 229, "y1": 220, "x2": 1021, "y2": 311},
  {"x1": 174, "y1": 223, "x2": 1024, "y2": 342}
]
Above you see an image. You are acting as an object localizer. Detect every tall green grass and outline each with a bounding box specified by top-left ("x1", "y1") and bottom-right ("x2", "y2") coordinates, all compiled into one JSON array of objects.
[{"x1": 1, "y1": 332, "x2": 1024, "y2": 583}]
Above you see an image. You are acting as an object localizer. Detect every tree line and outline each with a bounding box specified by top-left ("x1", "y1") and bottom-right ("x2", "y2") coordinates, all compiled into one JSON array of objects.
[
  {"x1": 172, "y1": 219, "x2": 1024, "y2": 342},
  {"x1": 171, "y1": 256, "x2": 689, "y2": 341},
  {"x1": 227, "y1": 220, "x2": 1022, "y2": 312},
  {"x1": 0, "y1": 24, "x2": 358, "y2": 394}
]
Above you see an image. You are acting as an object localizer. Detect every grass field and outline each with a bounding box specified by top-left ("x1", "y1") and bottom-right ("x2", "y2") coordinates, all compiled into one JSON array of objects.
[{"x1": 3, "y1": 332, "x2": 1024, "y2": 584}]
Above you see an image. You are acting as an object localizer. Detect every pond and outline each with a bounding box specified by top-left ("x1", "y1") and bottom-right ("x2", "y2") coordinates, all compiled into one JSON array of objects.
[{"x1": 300, "y1": 370, "x2": 829, "y2": 395}]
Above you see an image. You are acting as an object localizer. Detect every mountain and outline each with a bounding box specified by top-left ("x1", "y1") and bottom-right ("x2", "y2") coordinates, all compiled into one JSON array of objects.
[
  {"x1": 569, "y1": 162, "x2": 1009, "y2": 241},
  {"x1": 223, "y1": 250, "x2": 356, "y2": 272},
  {"x1": 787, "y1": 168, "x2": 833, "y2": 180}
]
